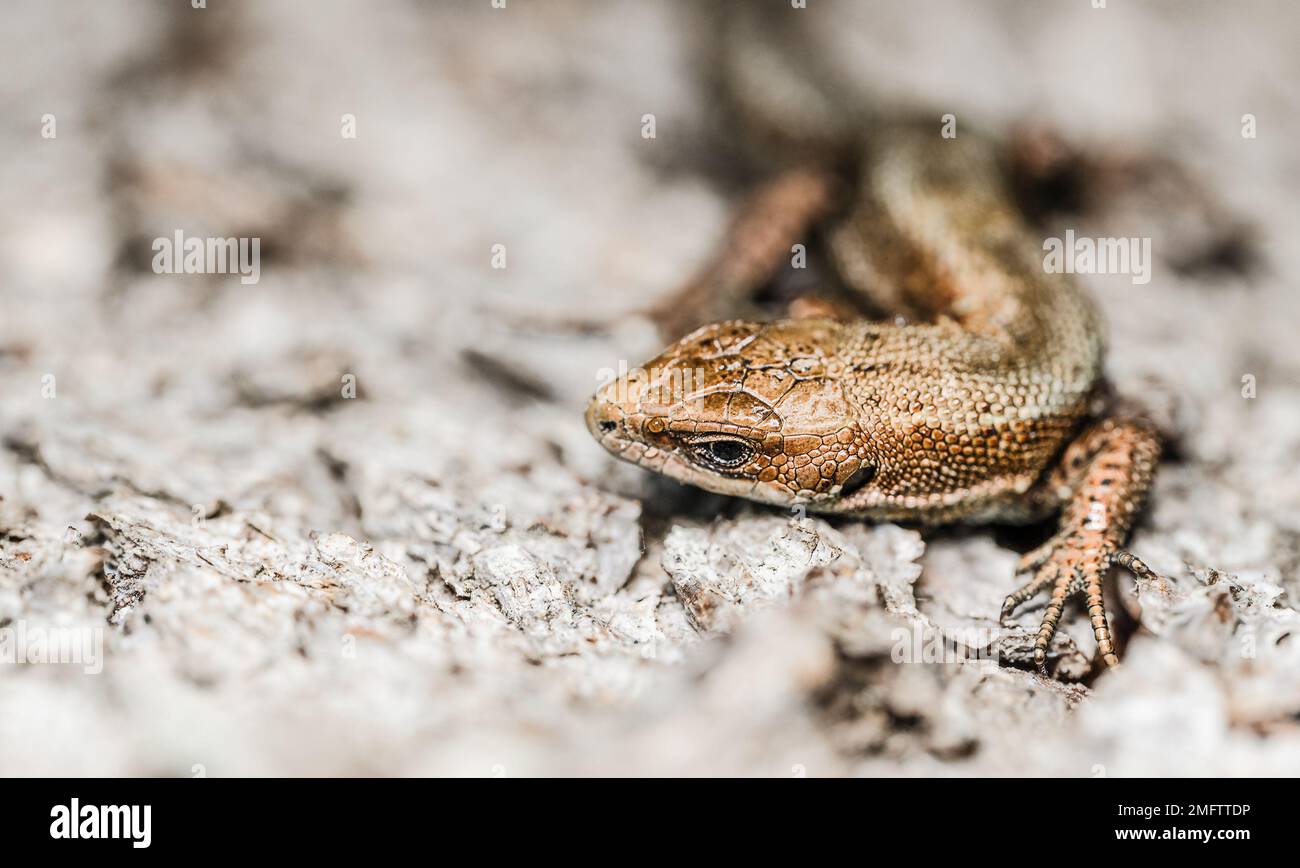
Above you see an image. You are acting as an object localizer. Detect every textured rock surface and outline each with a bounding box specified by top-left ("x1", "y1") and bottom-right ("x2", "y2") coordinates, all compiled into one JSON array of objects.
[{"x1": 1, "y1": 0, "x2": 1298, "y2": 775}]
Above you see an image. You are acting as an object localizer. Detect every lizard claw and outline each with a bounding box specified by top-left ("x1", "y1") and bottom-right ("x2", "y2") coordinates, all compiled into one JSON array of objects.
[
  {"x1": 1114, "y1": 549, "x2": 1158, "y2": 581},
  {"x1": 1002, "y1": 532, "x2": 1158, "y2": 674}
]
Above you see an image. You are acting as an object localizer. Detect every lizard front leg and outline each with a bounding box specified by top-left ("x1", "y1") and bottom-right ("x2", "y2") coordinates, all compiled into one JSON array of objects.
[
  {"x1": 645, "y1": 168, "x2": 839, "y2": 340},
  {"x1": 1002, "y1": 417, "x2": 1161, "y2": 672}
]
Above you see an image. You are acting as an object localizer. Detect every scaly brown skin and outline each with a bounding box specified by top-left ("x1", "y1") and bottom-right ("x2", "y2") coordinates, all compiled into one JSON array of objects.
[{"x1": 587, "y1": 127, "x2": 1161, "y2": 674}]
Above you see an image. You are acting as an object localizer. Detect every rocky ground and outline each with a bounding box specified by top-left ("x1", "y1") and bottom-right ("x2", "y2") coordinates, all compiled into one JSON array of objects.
[{"x1": 1, "y1": 0, "x2": 1298, "y2": 775}]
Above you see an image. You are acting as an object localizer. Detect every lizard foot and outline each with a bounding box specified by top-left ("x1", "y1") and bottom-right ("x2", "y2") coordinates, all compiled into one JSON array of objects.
[{"x1": 1000, "y1": 533, "x2": 1158, "y2": 675}]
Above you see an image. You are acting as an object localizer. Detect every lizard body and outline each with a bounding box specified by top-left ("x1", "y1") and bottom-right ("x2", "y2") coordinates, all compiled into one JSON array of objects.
[{"x1": 586, "y1": 126, "x2": 1160, "y2": 674}]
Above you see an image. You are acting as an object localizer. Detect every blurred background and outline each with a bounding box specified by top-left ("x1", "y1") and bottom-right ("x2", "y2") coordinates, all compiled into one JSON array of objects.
[{"x1": 1, "y1": 0, "x2": 1298, "y2": 776}]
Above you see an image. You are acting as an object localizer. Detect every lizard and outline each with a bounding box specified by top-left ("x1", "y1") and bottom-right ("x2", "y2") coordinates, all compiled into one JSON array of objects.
[{"x1": 585, "y1": 122, "x2": 1162, "y2": 676}]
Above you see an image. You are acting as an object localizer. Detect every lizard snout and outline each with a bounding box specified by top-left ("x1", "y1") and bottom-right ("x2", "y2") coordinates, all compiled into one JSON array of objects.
[{"x1": 585, "y1": 385, "x2": 629, "y2": 444}]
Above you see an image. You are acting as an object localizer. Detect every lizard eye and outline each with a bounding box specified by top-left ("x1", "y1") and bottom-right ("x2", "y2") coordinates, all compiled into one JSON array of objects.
[{"x1": 686, "y1": 436, "x2": 754, "y2": 471}]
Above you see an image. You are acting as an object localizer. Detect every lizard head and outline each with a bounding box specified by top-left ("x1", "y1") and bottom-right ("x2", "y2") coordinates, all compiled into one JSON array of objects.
[{"x1": 586, "y1": 319, "x2": 876, "y2": 509}]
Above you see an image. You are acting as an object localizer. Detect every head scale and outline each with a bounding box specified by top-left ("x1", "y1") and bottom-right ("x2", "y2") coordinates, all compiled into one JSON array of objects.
[{"x1": 586, "y1": 319, "x2": 876, "y2": 508}]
